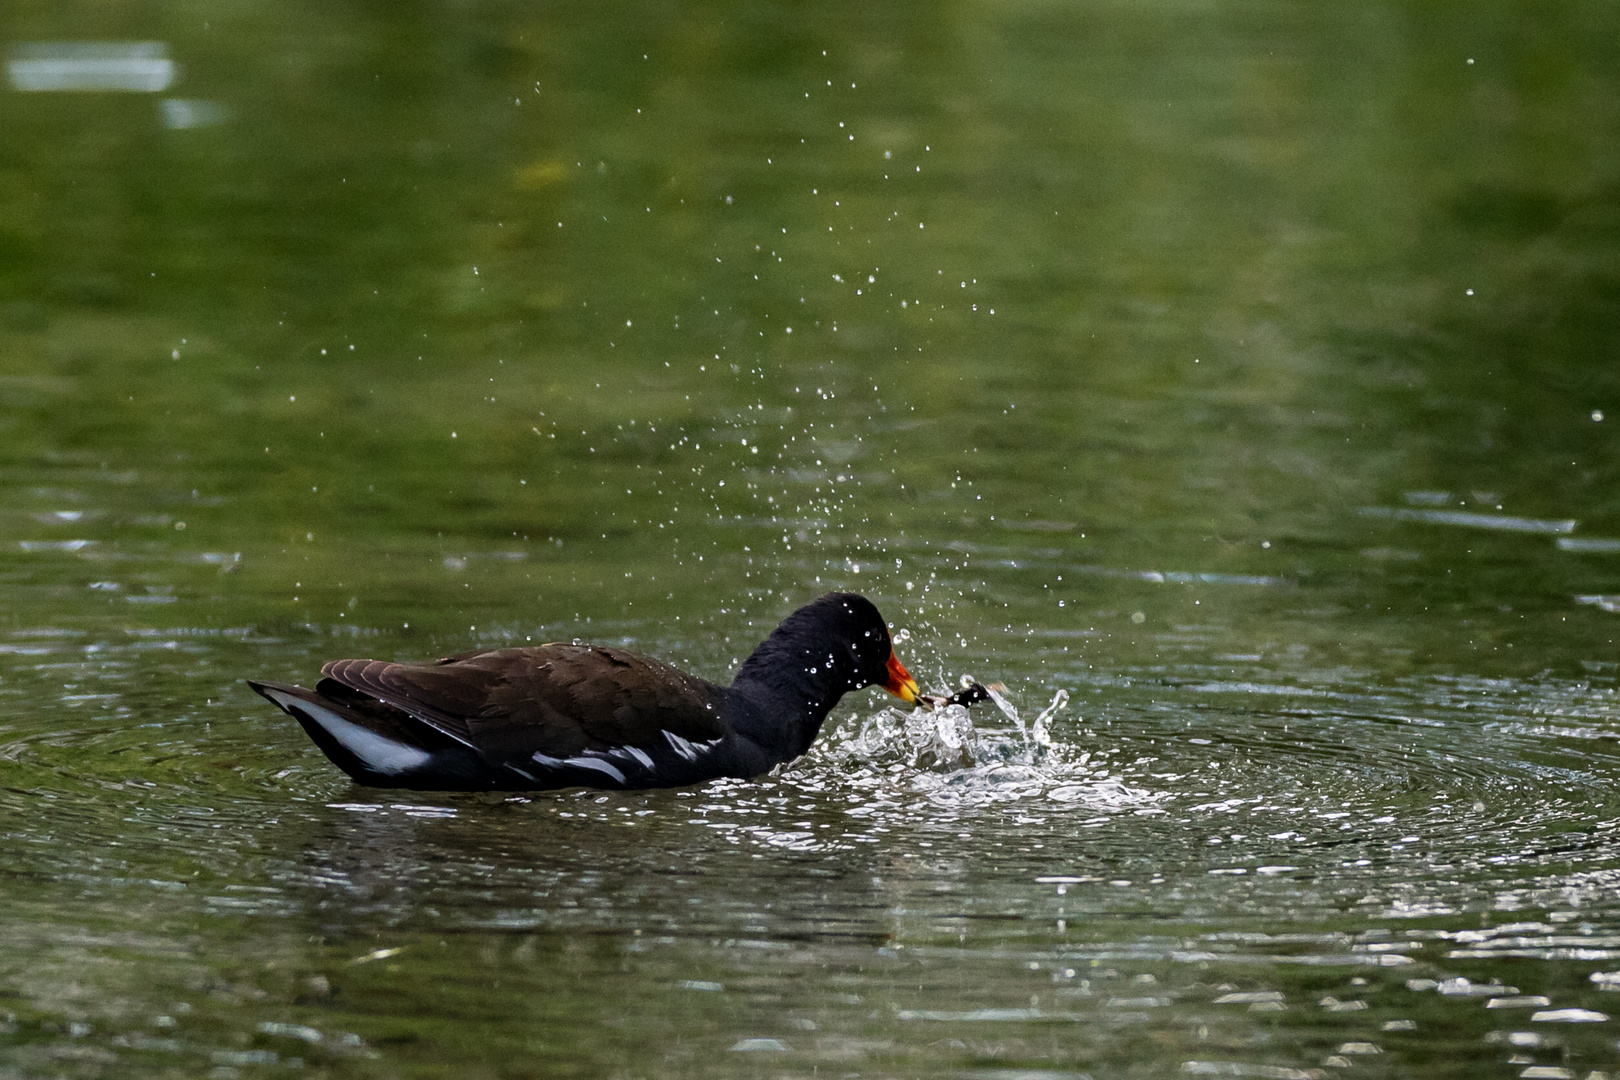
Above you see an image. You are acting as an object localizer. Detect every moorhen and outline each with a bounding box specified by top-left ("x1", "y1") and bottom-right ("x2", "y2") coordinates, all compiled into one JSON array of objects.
[{"x1": 248, "y1": 592, "x2": 921, "y2": 791}]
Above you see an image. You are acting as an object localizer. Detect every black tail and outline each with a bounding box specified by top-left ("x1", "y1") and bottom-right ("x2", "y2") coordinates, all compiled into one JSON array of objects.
[{"x1": 249, "y1": 679, "x2": 446, "y2": 787}]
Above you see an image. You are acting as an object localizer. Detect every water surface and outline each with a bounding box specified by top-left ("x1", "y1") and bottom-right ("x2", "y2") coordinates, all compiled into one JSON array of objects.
[{"x1": 4, "y1": 1, "x2": 1620, "y2": 1077}]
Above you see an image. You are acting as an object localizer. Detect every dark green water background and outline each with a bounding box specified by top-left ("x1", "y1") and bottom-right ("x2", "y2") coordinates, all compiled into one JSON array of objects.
[{"x1": 4, "y1": 1, "x2": 1620, "y2": 1077}]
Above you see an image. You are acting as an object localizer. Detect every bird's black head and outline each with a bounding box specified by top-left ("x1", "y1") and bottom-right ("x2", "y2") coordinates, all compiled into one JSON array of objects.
[
  {"x1": 731, "y1": 593, "x2": 920, "y2": 754},
  {"x1": 774, "y1": 593, "x2": 909, "y2": 693}
]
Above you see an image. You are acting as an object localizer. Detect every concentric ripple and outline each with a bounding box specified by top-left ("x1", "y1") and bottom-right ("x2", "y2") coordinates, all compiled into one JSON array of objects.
[{"x1": 5, "y1": 630, "x2": 1620, "y2": 1079}]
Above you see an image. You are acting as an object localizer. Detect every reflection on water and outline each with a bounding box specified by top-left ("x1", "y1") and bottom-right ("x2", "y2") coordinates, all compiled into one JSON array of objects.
[
  {"x1": 158, "y1": 99, "x2": 229, "y2": 131},
  {"x1": 1360, "y1": 506, "x2": 1578, "y2": 535},
  {"x1": 7, "y1": 42, "x2": 175, "y2": 93},
  {"x1": 3, "y1": 0, "x2": 1620, "y2": 1076}
]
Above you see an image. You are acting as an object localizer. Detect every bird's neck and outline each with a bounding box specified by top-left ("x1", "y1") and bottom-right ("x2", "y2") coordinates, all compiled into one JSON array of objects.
[
  {"x1": 727, "y1": 600, "x2": 879, "y2": 763},
  {"x1": 730, "y1": 636, "x2": 855, "y2": 760},
  {"x1": 726, "y1": 676, "x2": 836, "y2": 762}
]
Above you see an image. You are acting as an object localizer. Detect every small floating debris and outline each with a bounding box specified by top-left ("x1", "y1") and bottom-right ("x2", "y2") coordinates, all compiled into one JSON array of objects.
[{"x1": 350, "y1": 947, "x2": 404, "y2": 965}]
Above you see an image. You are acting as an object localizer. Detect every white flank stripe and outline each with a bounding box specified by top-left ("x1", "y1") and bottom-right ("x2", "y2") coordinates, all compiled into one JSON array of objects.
[
  {"x1": 267, "y1": 690, "x2": 430, "y2": 776},
  {"x1": 531, "y1": 750, "x2": 631, "y2": 784},
  {"x1": 664, "y1": 730, "x2": 701, "y2": 762},
  {"x1": 565, "y1": 756, "x2": 627, "y2": 783}
]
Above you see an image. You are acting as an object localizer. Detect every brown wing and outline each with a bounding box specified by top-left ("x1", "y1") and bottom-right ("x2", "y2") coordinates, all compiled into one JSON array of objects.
[{"x1": 318, "y1": 645, "x2": 726, "y2": 764}]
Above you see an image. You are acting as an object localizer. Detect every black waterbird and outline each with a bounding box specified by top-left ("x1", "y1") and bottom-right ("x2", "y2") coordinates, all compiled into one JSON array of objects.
[{"x1": 249, "y1": 592, "x2": 931, "y2": 791}]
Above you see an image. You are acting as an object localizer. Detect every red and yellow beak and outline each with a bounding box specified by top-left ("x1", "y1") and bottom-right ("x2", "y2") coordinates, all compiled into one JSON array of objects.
[{"x1": 884, "y1": 651, "x2": 921, "y2": 704}]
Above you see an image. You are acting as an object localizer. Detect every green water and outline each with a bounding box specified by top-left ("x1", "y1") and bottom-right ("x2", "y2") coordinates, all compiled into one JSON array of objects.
[{"x1": 5, "y1": 1, "x2": 1620, "y2": 1077}]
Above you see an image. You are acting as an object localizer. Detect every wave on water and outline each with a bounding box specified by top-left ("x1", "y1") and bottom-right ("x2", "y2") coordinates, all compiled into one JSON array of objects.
[{"x1": 811, "y1": 682, "x2": 1163, "y2": 812}]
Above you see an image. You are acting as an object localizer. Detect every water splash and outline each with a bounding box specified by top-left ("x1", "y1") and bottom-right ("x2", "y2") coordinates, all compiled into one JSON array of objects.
[
  {"x1": 813, "y1": 682, "x2": 1159, "y2": 811},
  {"x1": 984, "y1": 680, "x2": 1067, "y2": 750},
  {"x1": 829, "y1": 678, "x2": 1062, "y2": 772}
]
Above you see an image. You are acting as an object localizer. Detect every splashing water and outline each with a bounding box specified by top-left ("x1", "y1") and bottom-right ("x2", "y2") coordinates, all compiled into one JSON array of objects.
[
  {"x1": 828, "y1": 677, "x2": 1059, "y2": 771},
  {"x1": 983, "y1": 679, "x2": 1066, "y2": 750},
  {"x1": 840, "y1": 679, "x2": 1067, "y2": 767},
  {"x1": 812, "y1": 682, "x2": 1160, "y2": 811}
]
